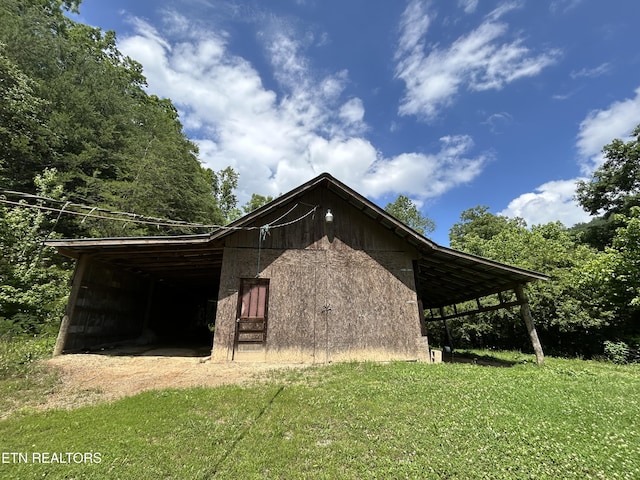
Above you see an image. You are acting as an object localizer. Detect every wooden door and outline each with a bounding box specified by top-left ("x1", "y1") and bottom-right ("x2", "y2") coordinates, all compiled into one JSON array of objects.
[{"x1": 234, "y1": 278, "x2": 270, "y2": 352}]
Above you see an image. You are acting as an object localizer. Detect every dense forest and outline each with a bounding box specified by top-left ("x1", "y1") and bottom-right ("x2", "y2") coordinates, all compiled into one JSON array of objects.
[{"x1": 1, "y1": 0, "x2": 638, "y2": 362}]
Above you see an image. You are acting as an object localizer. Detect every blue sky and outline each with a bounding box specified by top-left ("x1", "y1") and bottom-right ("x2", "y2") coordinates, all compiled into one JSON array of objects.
[{"x1": 71, "y1": 0, "x2": 640, "y2": 245}]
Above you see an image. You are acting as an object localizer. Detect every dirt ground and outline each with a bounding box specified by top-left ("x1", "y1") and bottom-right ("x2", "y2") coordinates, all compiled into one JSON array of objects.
[{"x1": 41, "y1": 345, "x2": 310, "y2": 411}]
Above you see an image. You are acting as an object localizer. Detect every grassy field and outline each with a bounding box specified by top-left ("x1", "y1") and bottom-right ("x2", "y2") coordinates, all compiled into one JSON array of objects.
[{"x1": 1, "y1": 351, "x2": 639, "y2": 479}]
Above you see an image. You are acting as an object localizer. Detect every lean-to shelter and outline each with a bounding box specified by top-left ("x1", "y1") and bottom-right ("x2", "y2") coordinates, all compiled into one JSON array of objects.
[{"x1": 47, "y1": 173, "x2": 548, "y2": 363}]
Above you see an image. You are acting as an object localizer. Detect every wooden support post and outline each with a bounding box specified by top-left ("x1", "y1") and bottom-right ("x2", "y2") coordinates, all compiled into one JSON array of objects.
[
  {"x1": 440, "y1": 307, "x2": 454, "y2": 353},
  {"x1": 515, "y1": 284, "x2": 544, "y2": 365},
  {"x1": 53, "y1": 254, "x2": 88, "y2": 356},
  {"x1": 417, "y1": 297, "x2": 427, "y2": 336}
]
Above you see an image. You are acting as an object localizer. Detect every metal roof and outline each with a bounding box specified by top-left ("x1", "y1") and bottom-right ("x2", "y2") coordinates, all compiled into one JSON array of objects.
[{"x1": 46, "y1": 172, "x2": 547, "y2": 306}]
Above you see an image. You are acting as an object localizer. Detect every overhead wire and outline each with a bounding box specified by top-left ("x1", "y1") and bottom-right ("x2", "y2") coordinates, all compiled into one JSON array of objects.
[
  {"x1": 0, "y1": 198, "x2": 225, "y2": 229},
  {"x1": 0, "y1": 189, "x2": 319, "y2": 232},
  {"x1": 0, "y1": 189, "x2": 229, "y2": 229},
  {"x1": 2, "y1": 188, "x2": 320, "y2": 275}
]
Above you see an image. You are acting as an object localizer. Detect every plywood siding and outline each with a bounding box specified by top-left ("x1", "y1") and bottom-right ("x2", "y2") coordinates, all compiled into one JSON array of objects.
[
  {"x1": 224, "y1": 188, "x2": 412, "y2": 252},
  {"x1": 212, "y1": 187, "x2": 429, "y2": 363}
]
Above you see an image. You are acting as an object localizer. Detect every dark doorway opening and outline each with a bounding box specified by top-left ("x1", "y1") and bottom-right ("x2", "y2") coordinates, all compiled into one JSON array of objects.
[{"x1": 145, "y1": 280, "x2": 219, "y2": 350}]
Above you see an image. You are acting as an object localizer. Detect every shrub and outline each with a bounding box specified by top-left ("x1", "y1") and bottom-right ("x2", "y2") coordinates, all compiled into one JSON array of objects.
[{"x1": 603, "y1": 340, "x2": 630, "y2": 364}]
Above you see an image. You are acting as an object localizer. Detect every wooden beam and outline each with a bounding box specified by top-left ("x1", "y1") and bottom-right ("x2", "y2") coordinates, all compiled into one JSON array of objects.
[
  {"x1": 53, "y1": 254, "x2": 89, "y2": 355},
  {"x1": 425, "y1": 299, "x2": 523, "y2": 322},
  {"x1": 515, "y1": 284, "x2": 545, "y2": 365}
]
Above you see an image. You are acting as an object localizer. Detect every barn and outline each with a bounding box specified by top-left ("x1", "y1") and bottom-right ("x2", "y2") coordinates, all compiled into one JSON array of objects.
[{"x1": 47, "y1": 173, "x2": 548, "y2": 364}]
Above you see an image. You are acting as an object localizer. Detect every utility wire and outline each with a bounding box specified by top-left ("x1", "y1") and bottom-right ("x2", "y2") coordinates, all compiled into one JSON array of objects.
[
  {"x1": 0, "y1": 189, "x2": 225, "y2": 228},
  {"x1": 0, "y1": 189, "x2": 319, "y2": 232},
  {"x1": 270, "y1": 204, "x2": 317, "y2": 228},
  {"x1": 0, "y1": 198, "x2": 227, "y2": 229}
]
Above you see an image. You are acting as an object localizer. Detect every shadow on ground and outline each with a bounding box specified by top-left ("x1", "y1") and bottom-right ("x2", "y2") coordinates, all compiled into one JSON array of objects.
[
  {"x1": 79, "y1": 342, "x2": 212, "y2": 358},
  {"x1": 442, "y1": 351, "x2": 521, "y2": 367}
]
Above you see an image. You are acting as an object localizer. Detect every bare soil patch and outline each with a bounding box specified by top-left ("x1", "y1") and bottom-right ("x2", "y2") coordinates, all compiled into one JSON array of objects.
[{"x1": 40, "y1": 345, "x2": 309, "y2": 411}]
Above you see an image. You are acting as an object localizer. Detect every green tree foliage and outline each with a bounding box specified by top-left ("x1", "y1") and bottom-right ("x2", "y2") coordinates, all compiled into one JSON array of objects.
[
  {"x1": 578, "y1": 208, "x2": 640, "y2": 336},
  {"x1": 384, "y1": 195, "x2": 435, "y2": 235},
  {"x1": 0, "y1": 45, "x2": 57, "y2": 189},
  {"x1": 575, "y1": 125, "x2": 640, "y2": 248},
  {"x1": 441, "y1": 125, "x2": 640, "y2": 358},
  {"x1": 449, "y1": 205, "x2": 526, "y2": 253},
  {"x1": 243, "y1": 193, "x2": 274, "y2": 214},
  {"x1": 209, "y1": 166, "x2": 242, "y2": 224},
  {"x1": 569, "y1": 216, "x2": 621, "y2": 251},
  {"x1": 0, "y1": 1, "x2": 242, "y2": 336},
  {"x1": 440, "y1": 208, "x2": 608, "y2": 356},
  {"x1": 0, "y1": 170, "x2": 71, "y2": 335},
  {"x1": 0, "y1": 0, "x2": 219, "y2": 236},
  {"x1": 576, "y1": 125, "x2": 640, "y2": 218}
]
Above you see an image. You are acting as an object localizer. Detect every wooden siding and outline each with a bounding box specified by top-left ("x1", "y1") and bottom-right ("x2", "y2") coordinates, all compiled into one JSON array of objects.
[
  {"x1": 59, "y1": 257, "x2": 150, "y2": 352},
  {"x1": 211, "y1": 188, "x2": 429, "y2": 363}
]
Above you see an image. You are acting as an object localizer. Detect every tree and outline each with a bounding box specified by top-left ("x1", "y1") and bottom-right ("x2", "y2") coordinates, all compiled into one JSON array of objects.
[
  {"x1": 444, "y1": 208, "x2": 607, "y2": 356},
  {"x1": 576, "y1": 125, "x2": 640, "y2": 218},
  {"x1": 0, "y1": 169, "x2": 71, "y2": 335},
  {"x1": 384, "y1": 195, "x2": 435, "y2": 235},
  {"x1": 569, "y1": 216, "x2": 620, "y2": 251},
  {"x1": 209, "y1": 167, "x2": 242, "y2": 224},
  {"x1": 449, "y1": 206, "x2": 526, "y2": 254},
  {"x1": 243, "y1": 193, "x2": 274, "y2": 214},
  {"x1": 97, "y1": 95, "x2": 219, "y2": 236},
  {"x1": 0, "y1": 0, "x2": 221, "y2": 236},
  {"x1": 574, "y1": 125, "x2": 640, "y2": 249},
  {"x1": 578, "y1": 208, "x2": 640, "y2": 342},
  {"x1": 0, "y1": 45, "x2": 57, "y2": 190}
]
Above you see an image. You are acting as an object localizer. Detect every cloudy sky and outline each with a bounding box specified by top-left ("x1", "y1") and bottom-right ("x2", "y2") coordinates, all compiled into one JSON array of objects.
[{"x1": 72, "y1": 0, "x2": 640, "y2": 244}]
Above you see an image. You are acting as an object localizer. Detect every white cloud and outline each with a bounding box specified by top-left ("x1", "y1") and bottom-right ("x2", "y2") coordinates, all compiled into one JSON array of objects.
[
  {"x1": 118, "y1": 11, "x2": 487, "y2": 206},
  {"x1": 458, "y1": 0, "x2": 479, "y2": 14},
  {"x1": 396, "y1": 0, "x2": 432, "y2": 58},
  {"x1": 501, "y1": 86, "x2": 640, "y2": 227},
  {"x1": 395, "y1": 0, "x2": 560, "y2": 121},
  {"x1": 570, "y1": 62, "x2": 611, "y2": 79},
  {"x1": 499, "y1": 179, "x2": 591, "y2": 227},
  {"x1": 338, "y1": 98, "x2": 366, "y2": 134},
  {"x1": 485, "y1": 1, "x2": 524, "y2": 22},
  {"x1": 552, "y1": 91, "x2": 575, "y2": 101},
  {"x1": 362, "y1": 136, "x2": 488, "y2": 199},
  {"x1": 576, "y1": 86, "x2": 640, "y2": 172},
  {"x1": 483, "y1": 111, "x2": 513, "y2": 133},
  {"x1": 550, "y1": 0, "x2": 584, "y2": 14}
]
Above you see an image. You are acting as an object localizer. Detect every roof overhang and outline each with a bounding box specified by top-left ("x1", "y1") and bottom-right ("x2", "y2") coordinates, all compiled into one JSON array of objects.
[
  {"x1": 47, "y1": 234, "x2": 224, "y2": 287},
  {"x1": 415, "y1": 246, "x2": 547, "y2": 309},
  {"x1": 46, "y1": 172, "x2": 548, "y2": 302}
]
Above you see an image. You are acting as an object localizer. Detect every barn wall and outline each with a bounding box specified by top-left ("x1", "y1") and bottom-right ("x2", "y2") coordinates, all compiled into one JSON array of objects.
[
  {"x1": 212, "y1": 187, "x2": 429, "y2": 363},
  {"x1": 59, "y1": 257, "x2": 151, "y2": 352}
]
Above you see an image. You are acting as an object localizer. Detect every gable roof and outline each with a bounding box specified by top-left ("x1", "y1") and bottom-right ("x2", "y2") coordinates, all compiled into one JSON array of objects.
[{"x1": 46, "y1": 172, "x2": 547, "y2": 308}]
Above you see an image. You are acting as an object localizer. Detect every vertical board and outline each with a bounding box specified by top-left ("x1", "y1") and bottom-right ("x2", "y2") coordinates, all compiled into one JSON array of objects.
[
  {"x1": 212, "y1": 183, "x2": 428, "y2": 363},
  {"x1": 62, "y1": 258, "x2": 150, "y2": 351}
]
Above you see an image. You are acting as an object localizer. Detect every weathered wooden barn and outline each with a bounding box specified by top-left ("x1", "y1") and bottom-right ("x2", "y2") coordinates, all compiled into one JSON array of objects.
[{"x1": 48, "y1": 173, "x2": 547, "y2": 363}]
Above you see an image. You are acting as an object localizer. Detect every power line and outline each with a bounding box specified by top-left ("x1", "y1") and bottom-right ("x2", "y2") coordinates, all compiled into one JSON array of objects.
[
  {"x1": 0, "y1": 189, "x2": 224, "y2": 228},
  {"x1": 0, "y1": 198, "x2": 222, "y2": 228},
  {"x1": 0, "y1": 189, "x2": 318, "y2": 232}
]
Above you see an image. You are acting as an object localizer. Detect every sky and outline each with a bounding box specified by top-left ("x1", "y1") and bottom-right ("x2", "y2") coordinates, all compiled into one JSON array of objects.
[{"x1": 71, "y1": 0, "x2": 640, "y2": 245}]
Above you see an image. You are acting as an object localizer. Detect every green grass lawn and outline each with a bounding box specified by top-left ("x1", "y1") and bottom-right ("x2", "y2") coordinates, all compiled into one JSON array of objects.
[{"x1": 1, "y1": 353, "x2": 639, "y2": 479}]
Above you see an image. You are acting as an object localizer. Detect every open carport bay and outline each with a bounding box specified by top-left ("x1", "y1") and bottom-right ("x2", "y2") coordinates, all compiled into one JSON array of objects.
[{"x1": 52, "y1": 237, "x2": 223, "y2": 353}]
